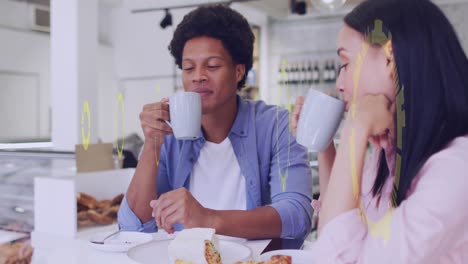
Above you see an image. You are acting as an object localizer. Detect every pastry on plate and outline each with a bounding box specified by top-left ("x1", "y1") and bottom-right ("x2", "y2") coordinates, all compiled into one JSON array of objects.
[
  {"x1": 235, "y1": 255, "x2": 292, "y2": 264},
  {"x1": 168, "y1": 228, "x2": 221, "y2": 264}
]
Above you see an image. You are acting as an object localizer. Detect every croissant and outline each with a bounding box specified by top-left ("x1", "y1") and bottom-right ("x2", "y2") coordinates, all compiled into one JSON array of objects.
[
  {"x1": 87, "y1": 210, "x2": 114, "y2": 225},
  {"x1": 77, "y1": 192, "x2": 97, "y2": 210}
]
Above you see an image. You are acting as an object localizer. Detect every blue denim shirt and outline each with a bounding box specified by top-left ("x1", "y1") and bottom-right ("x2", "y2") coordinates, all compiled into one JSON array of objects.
[{"x1": 118, "y1": 96, "x2": 313, "y2": 239}]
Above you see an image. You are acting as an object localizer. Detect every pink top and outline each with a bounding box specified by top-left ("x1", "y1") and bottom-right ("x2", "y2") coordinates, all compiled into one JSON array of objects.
[{"x1": 312, "y1": 135, "x2": 468, "y2": 263}]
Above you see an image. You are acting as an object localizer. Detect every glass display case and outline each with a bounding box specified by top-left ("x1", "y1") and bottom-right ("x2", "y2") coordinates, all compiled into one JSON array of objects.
[{"x1": 0, "y1": 150, "x2": 75, "y2": 233}]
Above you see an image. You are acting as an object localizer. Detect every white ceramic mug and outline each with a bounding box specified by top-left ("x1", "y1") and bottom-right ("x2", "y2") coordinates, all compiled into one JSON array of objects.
[
  {"x1": 296, "y1": 89, "x2": 345, "y2": 152},
  {"x1": 165, "y1": 92, "x2": 202, "y2": 140}
]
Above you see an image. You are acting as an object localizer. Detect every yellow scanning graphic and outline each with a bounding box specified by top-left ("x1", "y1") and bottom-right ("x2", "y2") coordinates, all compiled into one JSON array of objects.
[
  {"x1": 351, "y1": 42, "x2": 369, "y2": 120},
  {"x1": 367, "y1": 205, "x2": 394, "y2": 240},
  {"x1": 348, "y1": 19, "x2": 404, "y2": 244},
  {"x1": 350, "y1": 43, "x2": 370, "y2": 199},
  {"x1": 394, "y1": 89, "x2": 405, "y2": 197},
  {"x1": 277, "y1": 59, "x2": 292, "y2": 192},
  {"x1": 155, "y1": 85, "x2": 161, "y2": 167},
  {"x1": 349, "y1": 128, "x2": 358, "y2": 198},
  {"x1": 81, "y1": 100, "x2": 91, "y2": 150},
  {"x1": 116, "y1": 93, "x2": 125, "y2": 158}
]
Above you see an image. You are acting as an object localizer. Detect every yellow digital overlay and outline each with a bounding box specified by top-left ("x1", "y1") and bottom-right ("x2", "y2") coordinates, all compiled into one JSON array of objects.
[
  {"x1": 348, "y1": 19, "x2": 405, "y2": 244},
  {"x1": 81, "y1": 100, "x2": 91, "y2": 150},
  {"x1": 116, "y1": 92, "x2": 125, "y2": 158},
  {"x1": 276, "y1": 58, "x2": 293, "y2": 192},
  {"x1": 394, "y1": 88, "x2": 406, "y2": 198}
]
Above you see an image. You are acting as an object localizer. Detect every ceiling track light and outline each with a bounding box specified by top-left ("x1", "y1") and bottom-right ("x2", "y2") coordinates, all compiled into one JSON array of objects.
[
  {"x1": 131, "y1": 0, "x2": 263, "y2": 30},
  {"x1": 291, "y1": 0, "x2": 307, "y2": 15},
  {"x1": 160, "y1": 8, "x2": 172, "y2": 29},
  {"x1": 132, "y1": 0, "x2": 262, "y2": 14}
]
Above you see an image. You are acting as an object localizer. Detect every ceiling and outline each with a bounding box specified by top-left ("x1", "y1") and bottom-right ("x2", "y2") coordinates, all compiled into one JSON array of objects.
[
  {"x1": 125, "y1": 0, "x2": 366, "y2": 21},
  {"x1": 14, "y1": 0, "x2": 468, "y2": 19}
]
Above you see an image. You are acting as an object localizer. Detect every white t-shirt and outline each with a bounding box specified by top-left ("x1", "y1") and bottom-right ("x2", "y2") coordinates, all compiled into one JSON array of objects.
[{"x1": 189, "y1": 137, "x2": 247, "y2": 211}]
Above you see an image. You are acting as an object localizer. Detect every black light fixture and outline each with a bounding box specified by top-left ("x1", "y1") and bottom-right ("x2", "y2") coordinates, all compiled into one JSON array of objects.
[
  {"x1": 291, "y1": 0, "x2": 307, "y2": 15},
  {"x1": 160, "y1": 9, "x2": 172, "y2": 29},
  {"x1": 132, "y1": 1, "x2": 262, "y2": 15},
  {"x1": 132, "y1": 0, "x2": 264, "y2": 29}
]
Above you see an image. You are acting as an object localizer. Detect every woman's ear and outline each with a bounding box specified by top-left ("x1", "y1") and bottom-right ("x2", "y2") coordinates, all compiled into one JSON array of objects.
[
  {"x1": 383, "y1": 40, "x2": 396, "y2": 79},
  {"x1": 235, "y1": 64, "x2": 246, "y2": 83},
  {"x1": 383, "y1": 40, "x2": 394, "y2": 61}
]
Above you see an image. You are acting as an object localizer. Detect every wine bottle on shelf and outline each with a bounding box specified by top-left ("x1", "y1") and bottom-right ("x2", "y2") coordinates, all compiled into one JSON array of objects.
[
  {"x1": 307, "y1": 61, "x2": 314, "y2": 85},
  {"x1": 293, "y1": 62, "x2": 299, "y2": 99},
  {"x1": 290, "y1": 62, "x2": 298, "y2": 107},
  {"x1": 329, "y1": 60, "x2": 336, "y2": 83},
  {"x1": 313, "y1": 61, "x2": 320, "y2": 85},
  {"x1": 288, "y1": 62, "x2": 293, "y2": 86},
  {"x1": 301, "y1": 61, "x2": 307, "y2": 86},
  {"x1": 285, "y1": 63, "x2": 290, "y2": 85},
  {"x1": 288, "y1": 62, "x2": 294, "y2": 87},
  {"x1": 292, "y1": 62, "x2": 297, "y2": 86},
  {"x1": 301, "y1": 61, "x2": 309, "y2": 95},
  {"x1": 294, "y1": 62, "x2": 301, "y2": 88},
  {"x1": 323, "y1": 60, "x2": 329, "y2": 83},
  {"x1": 278, "y1": 64, "x2": 284, "y2": 86}
]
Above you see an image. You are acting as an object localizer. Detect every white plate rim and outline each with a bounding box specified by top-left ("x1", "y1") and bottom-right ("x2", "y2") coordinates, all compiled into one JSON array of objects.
[
  {"x1": 218, "y1": 240, "x2": 252, "y2": 262},
  {"x1": 127, "y1": 238, "x2": 252, "y2": 263},
  {"x1": 88, "y1": 231, "x2": 153, "y2": 252}
]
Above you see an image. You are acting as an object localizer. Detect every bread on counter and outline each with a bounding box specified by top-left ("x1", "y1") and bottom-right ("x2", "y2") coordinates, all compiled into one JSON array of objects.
[{"x1": 76, "y1": 192, "x2": 123, "y2": 228}]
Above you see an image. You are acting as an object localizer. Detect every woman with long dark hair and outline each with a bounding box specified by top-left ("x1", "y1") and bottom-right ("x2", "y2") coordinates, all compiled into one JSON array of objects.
[{"x1": 291, "y1": 0, "x2": 468, "y2": 262}]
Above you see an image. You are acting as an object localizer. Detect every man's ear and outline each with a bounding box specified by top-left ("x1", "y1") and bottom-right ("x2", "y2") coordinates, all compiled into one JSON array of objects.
[{"x1": 235, "y1": 64, "x2": 246, "y2": 83}]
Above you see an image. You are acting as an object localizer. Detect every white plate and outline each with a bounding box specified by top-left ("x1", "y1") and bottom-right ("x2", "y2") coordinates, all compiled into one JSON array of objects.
[
  {"x1": 259, "y1": 249, "x2": 314, "y2": 264},
  {"x1": 216, "y1": 234, "x2": 248, "y2": 244},
  {"x1": 88, "y1": 231, "x2": 153, "y2": 252},
  {"x1": 128, "y1": 239, "x2": 252, "y2": 264}
]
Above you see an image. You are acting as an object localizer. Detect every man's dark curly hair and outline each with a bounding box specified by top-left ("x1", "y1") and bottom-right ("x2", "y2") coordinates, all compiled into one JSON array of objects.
[{"x1": 169, "y1": 4, "x2": 254, "y2": 90}]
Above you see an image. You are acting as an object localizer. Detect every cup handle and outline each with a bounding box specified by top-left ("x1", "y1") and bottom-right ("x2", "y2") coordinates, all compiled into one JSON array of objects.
[
  {"x1": 164, "y1": 101, "x2": 172, "y2": 129},
  {"x1": 164, "y1": 120, "x2": 173, "y2": 129}
]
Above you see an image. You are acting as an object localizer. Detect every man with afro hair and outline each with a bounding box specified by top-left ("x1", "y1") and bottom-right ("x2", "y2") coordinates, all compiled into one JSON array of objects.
[{"x1": 119, "y1": 4, "x2": 313, "y2": 240}]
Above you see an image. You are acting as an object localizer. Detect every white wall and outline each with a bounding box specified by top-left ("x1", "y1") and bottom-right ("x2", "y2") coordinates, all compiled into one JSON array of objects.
[
  {"x1": 0, "y1": 27, "x2": 50, "y2": 141},
  {"x1": 97, "y1": 46, "x2": 118, "y2": 144},
  {"x1": 0, "y1": 0, "x2": 118, "y2": 144},
  {"x1": 110, "y1": 2, "x2": 186, "y2": 141},
  {"x1": 0, "y1": 0, "x2": 50, "y2": 142},
  {"x1": 0, "y1": 0, "x2": 30, "y2": 29}
]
